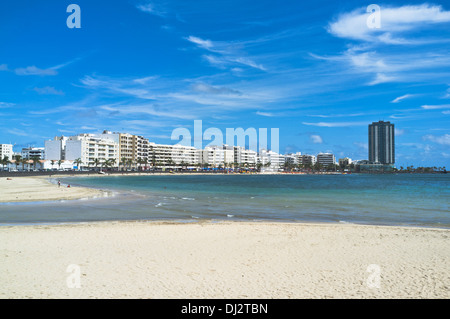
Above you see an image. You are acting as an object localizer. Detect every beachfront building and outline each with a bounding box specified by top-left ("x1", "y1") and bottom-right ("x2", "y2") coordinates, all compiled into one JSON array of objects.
[
  {"x1": 148, "y1": 142, "x2": 199, "y2": 167},
  {"x1": 258, "y1": 149, "x2": 285, "y2": 171},
  {"x1": 21, "y1": 147, "x2": 45, "y2": 160},
  {"x1": 369, "y1": 121, "x2": 395, "y2": 164},
  {"x1": 339, "y1": 157, "x2": 352, "y2": 167},
  {"x1": 201, "y1": 146, "x2": 226, "y2": 168},
  {"x1": 285, "y1": 152, "x2": 302, "y2": 166},
  {"x1": 45, "y1": 136, "x2": 69, "y2": 160},
  {"x1": 65, "y1": 134, "x2": 119, "y2": 169},
  {"x1": 0, "y1": 144, "x2": 13, "y2": 161},
  {"x1": 233, "y1": 146, "x2": 257, "y2": 168},
  {"x1": 299, "y1": 154, "x2": 316, "y2": 166},
  {"x1": 317, "y1": 153, "x2": 336, "y2": 167}
]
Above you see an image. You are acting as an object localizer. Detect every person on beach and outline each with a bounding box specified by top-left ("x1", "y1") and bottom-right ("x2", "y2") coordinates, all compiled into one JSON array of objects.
[{"x1": 58, "y1": 180, "x2": 61, "y2": 188}]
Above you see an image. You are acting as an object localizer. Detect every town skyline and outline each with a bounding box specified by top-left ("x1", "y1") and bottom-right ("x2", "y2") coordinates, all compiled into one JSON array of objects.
[{"x1": 1, "y1": 1, "x2": 450, "y2": 167}]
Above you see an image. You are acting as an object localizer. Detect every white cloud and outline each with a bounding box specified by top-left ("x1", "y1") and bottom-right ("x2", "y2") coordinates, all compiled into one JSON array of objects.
[
  {"x1": 310, "y1": 135, "x2": 323, "y2": 144},
  {"x1": 395, "y1": 128, "x2": 405, "y2": 136},
  {"x1": 33, "y1": 86, "x2": 64, "y2": 95},
  {"x1": 421, "y1": 104, "x2": 450, "y2": 110},
  {"x1": 191, "y1": 83, "x2": 241, "y2": 95},
  {"x1": 0, "y1": 102, "x2": 14, "y2": 109},
  {"x1": 391, "y1": 94, "x2": 415, "y2": 103},
  {"x1": 256, "y1": 111, "x2": 275, "y2": 117},
  {"x1": 186, "y1": 36, "x2": 214, "y2": 50},
  {"x1": 15, "y1": 66, "x2": 58, "y2": 76},
  {"x1": 328, "y1": 4, "x2": 450, "y2": 43},
  {"x1": 187, "y1": 35, "x2": 266, "y2": 71},
  {"x1": 136, "y1": 2, "x2": 166, "y2": 17},
  {"x1": 423, "y1": 134, "x2": 450, "y2": 145},
  {"x1": 302, "y1": 121, "x2": 367, "y2": 127}
]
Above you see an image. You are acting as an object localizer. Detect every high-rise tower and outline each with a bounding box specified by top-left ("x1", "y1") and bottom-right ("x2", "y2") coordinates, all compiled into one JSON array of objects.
[{"x1": 368, "y1": 121, "x2": 395, "y2": 164}]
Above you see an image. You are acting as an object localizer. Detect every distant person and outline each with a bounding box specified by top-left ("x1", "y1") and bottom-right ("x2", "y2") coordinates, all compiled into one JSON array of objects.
[
  {"x1": 58, "y1": 180, "x2": 61, "y2": 188},
  {"x1": 67, "y1": 184, "x2": 70, "y2": 188}
]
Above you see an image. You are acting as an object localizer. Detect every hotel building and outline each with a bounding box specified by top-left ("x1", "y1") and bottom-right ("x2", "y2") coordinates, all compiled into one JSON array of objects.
[
  {"x1": 65, "y1": 134, "x2": 119, "y2": 167},
  {"x1": 368, "y1": 121, "x2": 395, "y2": 164},
  {"x1": 21, "y1": 147, "x2": 45, "y2": 160},
  {"x1": 0, "y1": 144, "x2": 13, "y2": 160},
  {"x1": 317, "y1": 153, "x2": 336, "y2": 167}
]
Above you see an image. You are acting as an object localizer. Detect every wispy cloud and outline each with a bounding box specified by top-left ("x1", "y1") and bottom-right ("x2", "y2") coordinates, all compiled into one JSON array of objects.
[
  {"x1": 423, "y1": 134, "x2": 450, "y2": 145},
  {"x1": 421, "y1": 104, "x2": 450, "y2": 110},
  {"x1": 328, "y1": 4, "x2": 450, "y2": 44},
  {"x1": 7, "y1": 128, "x2": 29, "y2": 137},
  {"x1": 391, "y1": 94, "x2": 416, "y2": 103},
  {"x1": 186, "y1": 35, "x2": 267, "y2": 71},
  {"x1": 136, "y1": 1, "x2": 166, "y2": 17},
  {"x1": 256, "y1": 111, "x2": 275, "y2": 117},
  {"x1": 13, "y1": 59, "x2": 79, "y2": 76},
  {"x1": 0, "y1": 102, "x2": 14, "y2": 109},
  {"x1": 310, "y1": 135, "x2": 323, "y2": 144},
  {"x1": 302, "y1": 121, "x2": 368, "y2": 127},
  {"x1": 33, "y1": 86, "x2": 64, "y2": 96}
]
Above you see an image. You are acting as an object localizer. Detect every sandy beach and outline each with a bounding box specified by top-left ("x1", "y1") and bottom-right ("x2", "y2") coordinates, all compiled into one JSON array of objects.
[
  {"x1": 0, "y1": 176, "x2": 105, "y2": 203},
  {"x1": 0, "y1": 221, "x2": 449, "y2": 299}
]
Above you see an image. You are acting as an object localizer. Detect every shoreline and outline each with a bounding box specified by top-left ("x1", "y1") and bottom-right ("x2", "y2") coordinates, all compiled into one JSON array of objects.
[
  {"x1": 1, "y1": 220, "x2": 449, "y2": 298},
  {"x1": 0, "y1": 176, "x2": 108, "y2": 203}
]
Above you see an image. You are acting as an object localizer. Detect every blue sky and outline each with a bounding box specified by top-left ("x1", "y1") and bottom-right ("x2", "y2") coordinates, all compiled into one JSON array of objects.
[{"x1": 0, "y1": 0, "x2": 449, "y2": 167}]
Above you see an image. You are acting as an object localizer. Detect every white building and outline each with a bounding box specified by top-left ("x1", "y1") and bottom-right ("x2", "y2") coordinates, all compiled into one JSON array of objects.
[
  {"x1": 21, "y1": 147, "x2": 45, "y2": 160},
  {"x1": 234, "y1": 146, "x2": 257, "y2": 167},
  {"x1": 45, "y1": 136, "x2": 69, "y2": 160},
  {"x1": 285, "y1": 152, "x2": 302, "y2": 165},
  {"x1": 258, "y1": 149, "x2": 285, "y2": 171},
  {"x1": 0, "y1": 144, "x2": 13, "y2": 161},
  {"x1": 148, "y1": 142, "x2": 200, "y2": 167},
  {"x1": 317, "y1": 153, "x2": 336, "y2": 167},
  {"x1": 65, "y1": 134, "x2": 119, "y2": 168}
]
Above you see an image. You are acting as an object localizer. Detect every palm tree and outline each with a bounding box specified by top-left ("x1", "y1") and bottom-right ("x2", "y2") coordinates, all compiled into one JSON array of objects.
[
  {"x1": 50, "y1": 160, "x2": 56, "y2": 170},
  {"x1": 120, "y1": 157, "x2": 127, "y2": 171},
  {"x1": 12, "y1": 155, "x2": 21, "y2": 171},
  {"x1": 2, "y1": 156, "x2": 11, "y2": 171},
  {"x1": 57, "y1": 160, "x2": 62, "y2": 171},
  {"x1": 93, "y1": 158, "x2": 101, "y2": 171},
  {"x1": 74, "y1": 158, "x2": 83, "y2": 171},
  {"x1": 109, "y1": 158, "x2": 117, "y2": 171},
  {"x1": 30, "y1": 155, "x2": 41, "y2": 170},
  {"x1": 21, "y1": 158, "x2": 28, "y2": 171}
]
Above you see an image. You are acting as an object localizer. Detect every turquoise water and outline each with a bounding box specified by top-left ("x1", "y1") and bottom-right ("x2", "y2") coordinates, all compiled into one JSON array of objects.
[{"x1": 1, "y1": 174, "x2": 449, "y2": 228}]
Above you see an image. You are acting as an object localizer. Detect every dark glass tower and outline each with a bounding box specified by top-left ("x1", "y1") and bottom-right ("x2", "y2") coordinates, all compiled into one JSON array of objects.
[{"x1": 368, "y1": 121, "x2": 395, "y2": 164}]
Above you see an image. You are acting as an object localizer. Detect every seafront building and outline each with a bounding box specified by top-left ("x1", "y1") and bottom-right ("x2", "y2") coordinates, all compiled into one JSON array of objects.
[
  {"x1": 317, "y1": 153, "x2": 336, "y2": 167},
  {"x1": 0, "y1": 144, "x2": 13, "y2": 160},
  {"x1": 65, "y1": 134, "x2": 120, "y2": 168},
  {"x1": 300, "y1": 154, "x2": 317, "y2": 166},
  {"x1": 285, "y1": 152, "x2": 302, "y2": 166},
  {"x1": 21, "y1": 147, "x2": 45, "y2": 160},
  {"x1": 258, "y1": 149, "x2": 285, "y2": 171},
  {"x1": 368, "y1": 121, "x2": 395, "y2": 164},
  {"x1": 233, "y1": 146, "x2": 257, "y2": 167}
]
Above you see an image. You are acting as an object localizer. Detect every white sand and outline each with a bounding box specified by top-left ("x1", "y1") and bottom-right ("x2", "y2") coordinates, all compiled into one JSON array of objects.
[
  {"x1": 0, "y1": 221, "x2": 449, "y2": 299},
  {"x1": 0, "y1": 176, "x2": 105, "y2": 203}
]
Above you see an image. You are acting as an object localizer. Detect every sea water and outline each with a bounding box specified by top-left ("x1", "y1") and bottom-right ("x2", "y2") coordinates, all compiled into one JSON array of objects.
[{"x1": 0, "y1": 174, "x2": 449, "y2": 228}]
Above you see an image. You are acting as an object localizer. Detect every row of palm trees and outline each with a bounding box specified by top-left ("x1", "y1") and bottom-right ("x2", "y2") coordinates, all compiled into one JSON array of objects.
[{"x1": 1, "y1": 155, "x2": 43, "y2": 171}]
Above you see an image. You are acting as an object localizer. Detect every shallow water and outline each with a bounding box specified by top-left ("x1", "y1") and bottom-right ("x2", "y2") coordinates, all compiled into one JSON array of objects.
[{"x1": 1, "y1": 174, "x2": 449, "y2": 228}]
